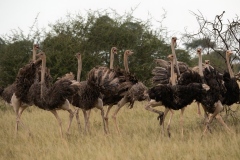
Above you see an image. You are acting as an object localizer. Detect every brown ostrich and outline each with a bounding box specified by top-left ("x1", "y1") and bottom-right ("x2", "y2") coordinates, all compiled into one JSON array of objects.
[
  {"x1": 71, "y1": 47, "x2": 124, "y2": 134},
  {"x1": 22, "y1": 52, "x2": 79, "y2": 137},
  {"x1": 104, "y1": 50, "x2": 149, "y2": 133},
  {"x1": 0, "y1": 44, "x2": 40, "y2": 105},
  {"x1": 103, "y1": 50, "x2": 140, "y2": 133}
]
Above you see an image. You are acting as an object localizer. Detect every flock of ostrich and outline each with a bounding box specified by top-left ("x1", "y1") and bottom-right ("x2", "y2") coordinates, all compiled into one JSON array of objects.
[{"x1": 0, "y1": 37, "x2": 239, "y2": 138}]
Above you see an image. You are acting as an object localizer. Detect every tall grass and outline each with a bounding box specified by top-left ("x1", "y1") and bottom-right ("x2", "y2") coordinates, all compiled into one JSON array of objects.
[{"x1": 0, "y1": 100, "x2": 240, "y2": 160}]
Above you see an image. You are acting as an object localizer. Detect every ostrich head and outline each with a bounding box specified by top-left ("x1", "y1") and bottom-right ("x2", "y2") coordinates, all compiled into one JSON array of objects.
[
  {"x1": 124, "y1": 50, "x2": 134, "y2": 56},
  {"x1": 33, "y1": 44, "x2": 39, "y2": 50},
  {"x1": 171, "y1": 37, "x2": 177, "y2": 47},
  {"x1": 111, "y1": 47, "x2": 118, "y2": 54},
  {"x1": 226, "y1": 50, "x2": 233, "y2": 57},
  {"x1": 167, "y1": 54, "x2": 174, "y2": 61},
  {"x1": 197, "y1": 48, "x2": 202, "y2": 55},
  {"x1": 205, "y1": 60, "x2": 210, "y2": 65},
  {"x1": 75, "y1": 53, "x2": 81, "y2": 59}
]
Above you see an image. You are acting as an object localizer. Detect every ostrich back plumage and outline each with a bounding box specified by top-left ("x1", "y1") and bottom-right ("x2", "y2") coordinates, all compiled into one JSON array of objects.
[
  {"x1": 125, "y1": 82, "x2": 149, "y2": 108},
  {"x1": 103, "y1": 71, "x2": 138, "y2": 106},
  {"x1": 222, "y1": 71, "x2": 240, "y2": 105},
  {"x1": 152, "y1": 59, "x2": 189, "y2": 85},
  {"x1": 14, "y1": 59, "x2": 42, "y2": 103},
  {"x1": 148, "y1": 83, "x2": 206, "y2": 110},
  {"x1": 71, "y1": 81, "x2": 100, "y2": 110},
  {"x1": 28, "y1": 78, "x2": 79, "y2": 110},
  {"x1": 1, "y1": 83, "x2": 17, "y2": 103},
  {"x1": 177, "y1": 70, "x2": 202, "y2": 85}
]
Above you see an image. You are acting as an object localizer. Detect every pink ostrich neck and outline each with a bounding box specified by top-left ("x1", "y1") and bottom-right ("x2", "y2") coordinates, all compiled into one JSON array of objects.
[
  {"x1": 169, "y1": 55, "x2": 176, "y2": 85},
  {"x1": 171, "y1": 39, "x2": 180, "y2": 77},
  {"x1": 198, "y1": 51, "x2": 204, "y2": 77}
]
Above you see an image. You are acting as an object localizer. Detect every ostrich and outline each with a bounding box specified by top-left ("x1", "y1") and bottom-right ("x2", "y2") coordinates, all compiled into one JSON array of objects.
[
  {"x1": 195, "y1": 48, "x2": 233, "y2": 136},
  {"x1": 103, "y1": 50, "x2": 149, "y2": 133},
  {"x1": 71, "y1": 47, "x2": 124, "y2": 134},
  {"x1": 21, "y1": 52, "x2": 79, "y2": 137},
  {"x1": 100, "y1": 49, "x2": 138, "y2": 132},
  {"x1": 146, "y1": 54, "x2": 209, "y2": 137},
  {"x1": 221, "y1": 50, "x2": 239, "y2": 106},
  {"x1": 0, "y1": 44, "x2": 40, "y2": 105}
]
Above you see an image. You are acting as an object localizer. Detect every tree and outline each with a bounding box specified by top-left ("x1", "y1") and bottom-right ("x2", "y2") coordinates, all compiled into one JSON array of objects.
[{"x1": 183, "y1": 11, "x2": 240, "y2": 71}]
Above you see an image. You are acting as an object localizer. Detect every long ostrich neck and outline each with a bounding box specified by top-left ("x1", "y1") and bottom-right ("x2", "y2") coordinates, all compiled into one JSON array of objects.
[
  {"x1": 110, "y1": 50, "x2": 115, "y2": 69},
  {"x1": 77, "y1": 55, "x2": 82, "y2": 82},
  {"x1": 33, "y1": 46, "x2": 37, "y2": 61},
  {"x1": 198, "y1": 52, "x2": 204, "y2": 77},
  {"x1": 226, "y1": 53, "x2": 234, "y2": 78},
  {"x1": 170, "y1": 59, "x2": 176, "y2": 85},
  {"x1": 124, "y1": 52, "x2": 129, "y2": 73},
  {"x1": 171, "y1": 41, "x2": 180, "y2": 77},
  {"x1": 40, "y1": 55, "x2": 46, "y2": 98}
]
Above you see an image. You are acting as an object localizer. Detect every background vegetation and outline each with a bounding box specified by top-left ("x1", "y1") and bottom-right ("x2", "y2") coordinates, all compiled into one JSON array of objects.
[{"x1": 1, "y1": 10, "x2": 239, "y2": 87}]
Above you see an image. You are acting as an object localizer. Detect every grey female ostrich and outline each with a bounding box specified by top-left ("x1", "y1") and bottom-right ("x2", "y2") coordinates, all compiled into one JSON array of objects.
[
  {"x1": 71, "y1": 47, "x2": 123, "y2": 134},
  {"x1": 22, "y1": 52, "x2": 79, "y2": 137},
  {"x1": 195, "y1": 48, "x2": 233, "y2": 136},
  {"x1": 104, "y1": 50, "x2": 149, "y2": 133},
  {"x1": 103, "y1": 50, "x2": 141, "y2": 133},
  {"x1": 146, "y1": 54, "x2": 209, "y2": 137}
]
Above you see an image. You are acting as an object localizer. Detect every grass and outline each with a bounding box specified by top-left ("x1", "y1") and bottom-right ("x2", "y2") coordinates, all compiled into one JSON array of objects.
[{"x1": 0, "y1": 100, "x2": 240, "y2": 160}]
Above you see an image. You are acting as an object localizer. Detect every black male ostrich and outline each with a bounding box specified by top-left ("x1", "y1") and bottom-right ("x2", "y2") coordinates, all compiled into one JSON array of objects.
[
  {"x1": 146, "y1": 54, "x2": 209, "y2": 137},
  {"x1": 194, "y1": 48, "x2": 233, "y2": 136},
  {"x1": 221, "y1": 50, "x2": 239, "y2": 106},
  {"x1": 24, "y1": 52, "x2": 80, "y2": 137}
]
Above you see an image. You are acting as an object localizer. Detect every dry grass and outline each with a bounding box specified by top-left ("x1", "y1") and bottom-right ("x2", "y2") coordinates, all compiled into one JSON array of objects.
[{"x1": 0, "y1": 100, "x2": 240, "y2": 160}]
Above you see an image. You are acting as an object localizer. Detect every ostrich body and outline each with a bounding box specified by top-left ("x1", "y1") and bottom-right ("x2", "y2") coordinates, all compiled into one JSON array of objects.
[
  {"x1": 147, "y1": 54, "x2": 209, "y2": 136},
  {"x1": 28, "y1": 52, "x2": 79, "y2": 137},
  {"x1": 194, "y1": 48, "x2": 233, "y2": 136},
  {"x1": 104, "y1": 50, "x2": 149, "y2": 133},
  {"x1": 72, "y1": 66, "x2": 123, "y2": 134},
  {"x1": 103, "y1": 50, "x2": 139, "y2": 133},
  {"x1": 221, "y1": 50, "x2": 239, "y2": 106},
  {"x1": 72, "y1": 48, "x2": 125, "y2": 134},
  {"x1": 0, "y1": 44, "x2": 40, "y2": 105}
]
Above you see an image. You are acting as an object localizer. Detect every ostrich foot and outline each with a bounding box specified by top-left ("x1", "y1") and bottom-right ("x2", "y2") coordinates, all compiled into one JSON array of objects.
[{"x1": 157, "y1": 112, "x2": 164, "y2": 126}]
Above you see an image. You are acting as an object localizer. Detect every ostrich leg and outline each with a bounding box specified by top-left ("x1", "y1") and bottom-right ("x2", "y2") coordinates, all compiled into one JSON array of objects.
[
  {"x1": 202, "y1": 100, "x2": 232, "y2": 136},
  {"x1": 75, "y1": 108, "x2": 81, "y2": 132},
  {"x1": 95, "y1": 98, "x2": 107, "y2": 134},
  {"x1": 180, "y1": 107, "x2": 185, "y2": 138},
  {"x1": 104, "y1": 104, "x2": 113, "y2": 133},
  {"x1": 11, "y1": 94, "x2": 30, "y2": 136},
  {"x1": 145, "y1": 100, "x2": 164, "y2": 125},
  {"x1": 50, "y1": 110, "x2": 63, "y2": 138},
  {"x1": 60, "y1": 100, "x2": 74, "y2": 134},
  {"x1": 111, "y1": 96, "x2": 128, "y2": 134}
]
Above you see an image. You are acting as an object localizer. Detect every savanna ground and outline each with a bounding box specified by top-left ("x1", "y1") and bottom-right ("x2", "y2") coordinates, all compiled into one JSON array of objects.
[{"x1": 0, "y1": 100, "x2": 240, "y2": 160}]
